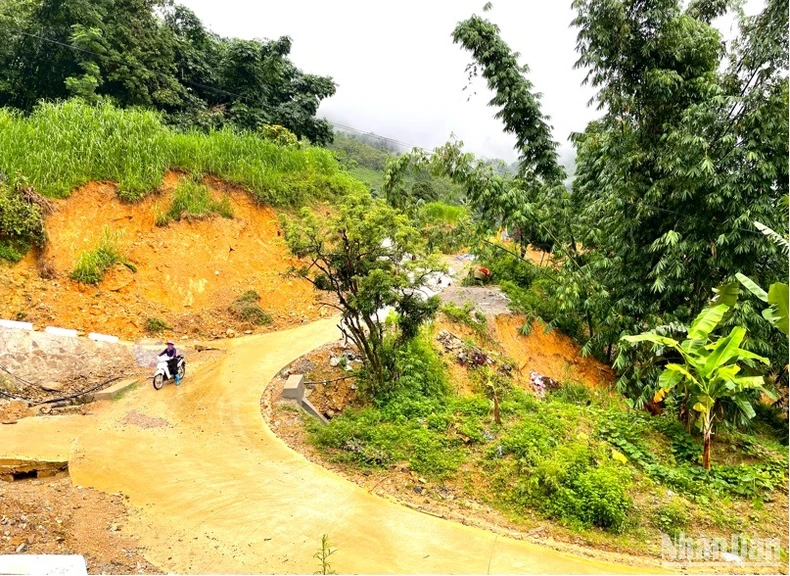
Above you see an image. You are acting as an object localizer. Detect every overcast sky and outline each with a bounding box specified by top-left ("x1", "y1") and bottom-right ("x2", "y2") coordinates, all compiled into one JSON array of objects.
[{"x1": 178, "y1": 1, "x2": 759, "y2": 164}]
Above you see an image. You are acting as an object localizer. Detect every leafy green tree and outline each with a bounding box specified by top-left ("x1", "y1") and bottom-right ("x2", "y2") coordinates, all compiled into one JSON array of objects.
[
  {"x1": 281, "y1": 192, "x2": 440, "y2": 397},
  {"x1": 0, "y1": 0, "x2": 336, "y2": 143},
  {"x1": 570, "y1": 0, "x2": 788, "y2": 370},
  {"x1": 622, "y1": 304, "x2": 774, "y2": 469},
  {"x1": 441, "y1": 2, "x2": 788, "y2": 395}
]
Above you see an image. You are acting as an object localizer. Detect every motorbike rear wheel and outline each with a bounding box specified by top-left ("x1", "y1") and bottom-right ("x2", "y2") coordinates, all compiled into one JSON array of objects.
[
  {"x1": 152, "y1": 373, "x2": 164, "y2": 390},
  {"x1": 177, "y1": 362, "x2": 185, "y2": 379}
]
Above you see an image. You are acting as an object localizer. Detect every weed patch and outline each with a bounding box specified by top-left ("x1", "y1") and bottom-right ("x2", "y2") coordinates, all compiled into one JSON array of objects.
[
  {"x1": 229, "y1": 290, "x2": 272, "y2": 325},
  {"x1": 69, "y1": 227, "x2": 133, "y2": 284},
  {"x1": 0, "y1": 181, "x2": 46, "y2": 262},
  {"x1": 145, "y1": 317, "x2": 171, "y2": 334},
  {"x1": 156, "y1": 177, "x2": 233, "y2": 226}
]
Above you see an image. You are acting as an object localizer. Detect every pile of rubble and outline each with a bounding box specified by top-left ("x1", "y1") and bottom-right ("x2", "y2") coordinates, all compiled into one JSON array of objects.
[
  {"x1": 528, "y1": 371, "x2": 560, "y2": 398},
  {"x1": 436, "y1": 329, "x2": 493, "y2": 367}
]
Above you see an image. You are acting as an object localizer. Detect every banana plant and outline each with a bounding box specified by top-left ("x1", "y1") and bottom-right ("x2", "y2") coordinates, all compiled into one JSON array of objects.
[{"x1": 622, "y1": 304, "x2": 774, "y2": 469}]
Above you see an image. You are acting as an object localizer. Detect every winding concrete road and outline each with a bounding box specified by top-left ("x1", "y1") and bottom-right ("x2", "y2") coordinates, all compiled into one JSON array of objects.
[{"x1": 4, "y1": 319, "x2": 661, "y2": 573}]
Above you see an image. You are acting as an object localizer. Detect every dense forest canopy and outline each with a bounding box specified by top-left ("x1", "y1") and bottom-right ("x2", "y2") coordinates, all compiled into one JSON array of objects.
[{"x1": 0, "y1": 0, "x2": 335, "y2": 143}]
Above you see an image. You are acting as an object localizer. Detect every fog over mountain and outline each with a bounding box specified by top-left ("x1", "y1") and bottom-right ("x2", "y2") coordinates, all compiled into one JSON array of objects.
[{"x1": 179, "y1": 0, "x2": 762, "y2": 166}]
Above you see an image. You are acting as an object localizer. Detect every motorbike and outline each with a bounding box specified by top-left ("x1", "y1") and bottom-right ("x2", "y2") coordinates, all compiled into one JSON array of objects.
[{"x1": 152, "y1": 354, "x2": 186, "y2": 390}]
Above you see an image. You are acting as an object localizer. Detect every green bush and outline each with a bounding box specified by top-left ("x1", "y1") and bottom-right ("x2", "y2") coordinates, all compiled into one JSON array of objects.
[
  {"x1": 157, "y1": 177, "x2": 233, "y2": 226},
  {"x1": 310, "y1": 332, "x2": 464, "y2": 478},
  {"x1": 571, "y1": 465, "x2": 632, "y2": 532},
  {"x1": 441, "y1": 301, "x2": 487, "y2": 333},
  {"x1": 69, "y1": 227, "x2": 132, "y2": 284},
  {"x1": 228, "y1": 290, "x2": 272, "y2": 325},
  {"x1": 0, "y1": 182, "x2": 46, "y2": 262},
  {"x1": 145, "y1": 317, "x2": 171, "y2": 334},
  {"x1": 654, "y1": 498, "x2": 690, "y2": 537}
]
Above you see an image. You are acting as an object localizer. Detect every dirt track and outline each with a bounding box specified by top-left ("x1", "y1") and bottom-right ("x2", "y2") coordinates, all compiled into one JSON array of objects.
[{"x1": 1, "y1": 319, "x2": 660, "y2": 574}]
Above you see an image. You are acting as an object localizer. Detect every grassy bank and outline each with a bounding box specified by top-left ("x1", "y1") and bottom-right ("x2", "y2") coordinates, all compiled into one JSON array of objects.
[
  {"x1": 307, "y1": 323, "x2": 788, "y2": 555},
  {"x1": 0, "y1": 99, "x2": 364, "y2": 204},
  {"x1": 0, "y1": 99, "x2": 365, "y2": 261}
]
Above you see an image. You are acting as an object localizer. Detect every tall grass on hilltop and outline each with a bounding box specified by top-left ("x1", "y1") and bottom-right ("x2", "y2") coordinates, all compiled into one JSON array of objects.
[
  {"x1": 0, "y1": 99, "x2": 364, "y2": 206},
  {"x1": 0, "y1": 100, "x2": 168, "y2": 201}
]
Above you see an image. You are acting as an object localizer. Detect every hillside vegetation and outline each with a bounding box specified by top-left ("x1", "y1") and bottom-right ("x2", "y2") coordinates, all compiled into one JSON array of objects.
[
  {"x1": 0, "y1": 0, "x2": 335, "y2": 142},
  {"x1": 0, "y1": 99, "x2": 364, "y2": 261}
]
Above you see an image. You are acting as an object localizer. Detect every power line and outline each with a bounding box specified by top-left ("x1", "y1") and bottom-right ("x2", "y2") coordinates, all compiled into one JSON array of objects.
[{"x1": 327, "y1": 121, "x2": 433, "y2": 155}]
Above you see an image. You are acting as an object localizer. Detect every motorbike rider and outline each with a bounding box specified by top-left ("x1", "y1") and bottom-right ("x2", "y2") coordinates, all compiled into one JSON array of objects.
[{"x1": 160, "y1": 340, "x2": 180, "y2": 384}]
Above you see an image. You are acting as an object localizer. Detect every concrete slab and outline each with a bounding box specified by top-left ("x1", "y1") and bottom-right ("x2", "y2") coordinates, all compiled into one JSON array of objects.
[
  {"x1": 0, "y1": 458, "x2": 68, "y2": 482},
  {"x1": 301, "y1": 397, "x2": 329, "y2": 424},
  {"x1": 0, "y1": 554, "x2": 87, "y2": 575},
  {"x1": 90, "y1": 379, "x2": 138, "y2": 401},
  {"x1": 0, "y1": 415, "x2": 93, "y2": 462},
  {"x1": 282, "y1": 373, "x2": 304, "y2": 400}
]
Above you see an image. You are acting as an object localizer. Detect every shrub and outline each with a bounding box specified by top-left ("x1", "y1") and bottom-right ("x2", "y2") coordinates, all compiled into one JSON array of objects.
[
  {"x1": 441, "y1": 301, "x2": 487, "y2": 334},
  {"x1": 156, "y1": 177, "x2": 234, "y2": 226},
  {"x1": 0, "y1": 181, "x2": 46, "y2": 262},
  {"x1": 654, "y1": 498, "x2": 690, "y2": 537},
  {"x1": 229, "y1": 291, "x2": 272, "y2": 325},
  {"x1": 549, "y1": 381, "x2": 592, "y2": 405},
  {"x1": 571, "y1": 465, "x2": 632, "y2": 532},
  {"x1": 145, "y1": 317, "x2": 171, "y2": 334},
  {"x1": 69, "y1": 227, "x2": 133, "y2": 284}
]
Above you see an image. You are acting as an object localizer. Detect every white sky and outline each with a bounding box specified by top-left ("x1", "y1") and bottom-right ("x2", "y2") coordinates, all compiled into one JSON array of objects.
[{"x1": 178, "y1": 0, "x2": 761, "y2": 164}]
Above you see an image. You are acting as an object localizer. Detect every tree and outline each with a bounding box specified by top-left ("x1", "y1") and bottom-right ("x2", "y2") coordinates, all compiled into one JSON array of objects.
[
  {"x1": 280, "y1": 192, "x2": 440, "y2": 397},
  {"x1": 569, "y1": 0, "x2": 788, "y2": 374},
  {"x1": 443, "y1": 2, "x2": 788, "y2": 396},
  {"x1": 0, "y1": 0, "x2": 336, "y2": 143},
  {"x1": 622, "y1": 304, "x2": 774, "y2": 469}
]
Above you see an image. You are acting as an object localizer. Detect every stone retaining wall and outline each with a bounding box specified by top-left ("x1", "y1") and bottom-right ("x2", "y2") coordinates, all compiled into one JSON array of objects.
[{"x1": 0, "y1": 326, "x2": 137, "y2": 386}]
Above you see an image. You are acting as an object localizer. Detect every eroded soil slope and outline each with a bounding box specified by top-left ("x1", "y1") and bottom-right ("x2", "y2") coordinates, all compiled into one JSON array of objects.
[{"x1": 0, "y1": 173, "x2": 329, "y2": 340}]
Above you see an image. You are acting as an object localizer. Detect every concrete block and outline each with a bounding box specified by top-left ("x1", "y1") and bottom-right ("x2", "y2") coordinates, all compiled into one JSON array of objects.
[
  {"x1": 91, "y1": 378, "x2": 138, "y2": 401},
  {"x1": 45, "y1": 327, "x2": 78, "y2": 338},
  {"x1": 301, "y1": 398, "x2": 329, "y2": 424},
  {"x1": 88, "y1": 332, "x2": 119, "y2": 344},
  {"x1": 0, "y1": 554, "x2": 87, "y2": 575},
  {"x1": 282, "y1": 374, "x2": 304, "y2": 401},
  {"x1": 0, "y1": 320, "x2": 33, "y2": 331}
]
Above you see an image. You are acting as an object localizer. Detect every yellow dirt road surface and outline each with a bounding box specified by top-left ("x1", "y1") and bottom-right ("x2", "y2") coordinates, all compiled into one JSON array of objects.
[{"x1": 4, "y1": 319, "x2": 662, "y2": 573}]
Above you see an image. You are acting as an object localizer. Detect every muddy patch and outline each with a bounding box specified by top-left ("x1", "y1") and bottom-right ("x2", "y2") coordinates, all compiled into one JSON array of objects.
[{"x1": 121, "y1": 410, "x2": 169, "y2": 429}]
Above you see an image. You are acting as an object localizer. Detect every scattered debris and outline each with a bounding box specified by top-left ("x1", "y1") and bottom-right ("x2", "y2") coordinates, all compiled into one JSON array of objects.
[{"x1": 529, "y1": 371, "x2": 560, "y2": 398}]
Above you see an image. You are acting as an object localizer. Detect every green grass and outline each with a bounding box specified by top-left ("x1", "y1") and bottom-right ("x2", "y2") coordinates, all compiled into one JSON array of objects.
[
  {"x1": 69, "y1": 227, "x2": 133, "y2": 284},
  {"x1": 145, "y1": 317, "x2": 171, "y2": 334},
  {"x1": 0, "y1": 99, "x2": 365, "y2": 204},
  {"x1": 156, "y1": 177, "x2": 233, "y2": 226},
  {"x1": 228, "y1": 290, "x2": 272, "y2": 325},
  {"x1": 309, "y1": 339, "x2": 789, "y2": 540}
]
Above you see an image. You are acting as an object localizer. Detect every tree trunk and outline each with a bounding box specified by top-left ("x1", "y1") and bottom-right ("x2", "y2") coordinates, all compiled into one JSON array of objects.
[{"x1": 703, "y1": 427, "x2": 712, "y2": 470}]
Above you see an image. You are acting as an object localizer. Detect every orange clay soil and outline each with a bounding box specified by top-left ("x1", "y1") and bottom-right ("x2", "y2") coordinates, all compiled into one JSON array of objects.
[
  {"x1": 0, "y1": 173, "x2": 330, "y2": 340},
  {"x1": 493, "y1": 315, "x2": 615, "y2": 388}
]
